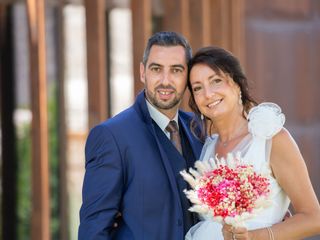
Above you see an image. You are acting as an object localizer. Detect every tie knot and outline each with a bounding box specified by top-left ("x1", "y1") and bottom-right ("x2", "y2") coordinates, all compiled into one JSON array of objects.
[{"x1": 166, "y1": 120, "x2": 179, "y2": 133}]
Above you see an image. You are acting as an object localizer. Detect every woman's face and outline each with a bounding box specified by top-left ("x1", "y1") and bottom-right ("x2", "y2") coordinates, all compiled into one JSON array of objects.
[{"x1": 189, "y1": 63, "x2": 241, "y2": 121}]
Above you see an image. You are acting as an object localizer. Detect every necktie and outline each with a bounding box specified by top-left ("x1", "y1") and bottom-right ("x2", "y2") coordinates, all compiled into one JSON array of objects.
[{"x1": 165, "y1": 120, "x2": 183, "y2": 155}]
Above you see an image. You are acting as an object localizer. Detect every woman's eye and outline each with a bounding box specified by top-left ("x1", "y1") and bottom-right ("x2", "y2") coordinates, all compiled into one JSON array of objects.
[
  {"x1": 192, "y1": 86, "x2": 202, "y2": 92},
  {"x1": 211, "y1": 78, "x2": 222, "y2": 84}
]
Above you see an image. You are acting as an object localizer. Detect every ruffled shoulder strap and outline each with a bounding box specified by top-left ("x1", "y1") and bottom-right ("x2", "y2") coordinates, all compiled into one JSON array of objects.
[{"x1": 247, "y1": 102, "x2": 285, "y2": 140}]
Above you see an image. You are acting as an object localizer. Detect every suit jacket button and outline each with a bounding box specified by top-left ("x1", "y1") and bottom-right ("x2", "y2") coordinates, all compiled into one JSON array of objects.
[{"x1": 177, "y1": 219, "x2": 182, "y2": 226}]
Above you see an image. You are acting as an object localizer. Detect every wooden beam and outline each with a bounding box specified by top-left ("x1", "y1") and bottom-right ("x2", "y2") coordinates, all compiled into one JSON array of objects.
[
  {"x1": 200, "y1": 0, "x2": 211, "y2": 46},
  {"x1": 56, "y1": 1, "x2": 69, "y2": 239},
  {"x1": 85, "y1": 0, "x2": 108, "y2": 128},
  {"x1": 230, "y1": 0, "x2": 245, "y2": 65},
  {"x1": 189, "y1": 0, "x2": 211, "y2": 51},
  {"x1": 207, "y1": 0, "x2": 231, "y2": 48},
  {"x1": 0, "y1": 4, "x2": 17, "y2": 240},
  {"x1": 26, "y1": 0, "x2": 50, "y2": 239},
  {"x1": 162, "y1": 0, "x2": 190, "y2": 38},
  {"x1": 220, "y1": 0, "x2": 232, "y2": 50},
  {"x1": 209, "y1": 0, "x2": 222, "y2": 46},
  {"x1": 131, "y1": 0, "x2": 152, "y2": 96},
  {"x1": 208, "y1": 0, "x2": 245, "y2": 63}
]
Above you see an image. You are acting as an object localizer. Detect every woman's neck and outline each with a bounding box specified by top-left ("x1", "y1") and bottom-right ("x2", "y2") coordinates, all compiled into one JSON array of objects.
[{"x1": 212, "y1": 109, "x2": 248, "y2": 149}]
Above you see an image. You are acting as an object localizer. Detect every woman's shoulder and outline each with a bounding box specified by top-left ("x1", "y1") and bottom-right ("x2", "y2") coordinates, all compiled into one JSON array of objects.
[
  {"x1": 271, "y1": 127, "x2": 297, "y2": 152},
  {"x1": 247, "y1": 102, "x2": 285, "y2": 140},
  {"x1": 199, "y1": 134, "x2": 219, "y2": 160},
  {"x1": 204, "y1": 134, "x2": 219, "y2": 146}
]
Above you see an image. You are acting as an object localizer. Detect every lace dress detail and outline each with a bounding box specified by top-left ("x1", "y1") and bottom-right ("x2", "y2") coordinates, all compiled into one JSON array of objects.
[{"x1": 185, "y1": 103, "x2": 290, "y2": 240}]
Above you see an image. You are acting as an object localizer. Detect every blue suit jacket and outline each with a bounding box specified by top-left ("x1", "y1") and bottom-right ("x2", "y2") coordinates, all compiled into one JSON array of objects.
[{"x1": 79, "y1": 91, "x2": 203, "y2": 240}]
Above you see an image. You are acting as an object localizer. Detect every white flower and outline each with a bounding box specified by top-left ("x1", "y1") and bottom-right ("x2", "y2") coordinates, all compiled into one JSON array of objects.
[{"x1": 247, "y1": 102, "x2": 285, "y2": 139}]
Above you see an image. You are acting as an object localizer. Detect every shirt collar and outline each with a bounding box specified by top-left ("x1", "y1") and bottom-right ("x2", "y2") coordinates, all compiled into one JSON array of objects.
[{"x1": 145, "y1": 98, "x2": 179, "y2": 132}]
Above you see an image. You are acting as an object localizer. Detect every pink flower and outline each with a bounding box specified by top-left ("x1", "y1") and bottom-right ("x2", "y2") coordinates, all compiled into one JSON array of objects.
[{"x1": 181, "y1": 156, "x2": 272, "y2": 226}]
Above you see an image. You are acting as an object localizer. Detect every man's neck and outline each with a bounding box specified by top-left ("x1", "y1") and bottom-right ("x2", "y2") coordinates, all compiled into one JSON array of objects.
[
  {"x1": 145, "y1": 97, "x2": 179, "y2": 120},
  {"x1": 145, "y1": 98, "x2": 179, "y2": 132}
]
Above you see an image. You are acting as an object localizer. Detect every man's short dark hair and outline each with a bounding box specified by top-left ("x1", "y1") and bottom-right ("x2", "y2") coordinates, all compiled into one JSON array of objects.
[{"x1": 142, "y1": 31, "x2": 192, "y2": 66}]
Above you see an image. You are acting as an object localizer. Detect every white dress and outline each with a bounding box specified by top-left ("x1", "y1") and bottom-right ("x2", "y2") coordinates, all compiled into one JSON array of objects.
[{"x1": 185, "y1": 103, "x2": 290, "y2": 240}]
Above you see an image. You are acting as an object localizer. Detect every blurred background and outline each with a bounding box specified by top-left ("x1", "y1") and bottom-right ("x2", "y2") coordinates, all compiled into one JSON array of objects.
[{"x1": 0, "y1": 0, "x2": 319, "y2": 239}]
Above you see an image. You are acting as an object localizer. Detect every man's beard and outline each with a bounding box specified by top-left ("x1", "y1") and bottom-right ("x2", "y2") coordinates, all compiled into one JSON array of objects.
[{"x1": 145, "y1": 85, "x2": 183, "y2": 110}]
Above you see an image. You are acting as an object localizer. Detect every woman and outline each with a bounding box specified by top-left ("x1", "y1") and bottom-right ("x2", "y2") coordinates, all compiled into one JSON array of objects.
[{"x1": 185, "y1": 46, "x2": 320, "y2": 240}]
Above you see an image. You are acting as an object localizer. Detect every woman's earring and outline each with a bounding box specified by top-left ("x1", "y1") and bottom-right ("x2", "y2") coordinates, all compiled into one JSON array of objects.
[
  {"x1": 238, "y1": 92, "x2": 243, "y2": 105},
  {"x1": 201, "y1": 114, "x2": 204, "y2": 121}
]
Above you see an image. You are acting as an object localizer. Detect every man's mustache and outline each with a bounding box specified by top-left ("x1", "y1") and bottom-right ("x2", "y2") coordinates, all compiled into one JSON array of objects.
[{"x1": 155, "y1": 85, "x2": 175, "y2": 91}]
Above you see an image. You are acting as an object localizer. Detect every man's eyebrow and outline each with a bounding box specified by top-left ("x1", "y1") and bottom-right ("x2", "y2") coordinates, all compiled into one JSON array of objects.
[
  {"x1": 148, "y1": 63, "x2": 162, "y2": 69},
  {"x1": 171, "y1": 64, "x2": 185, "y2": 70}
]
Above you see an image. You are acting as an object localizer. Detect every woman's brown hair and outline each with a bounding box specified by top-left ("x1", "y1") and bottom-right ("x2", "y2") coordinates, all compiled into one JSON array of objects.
[{"x1": 187, "y1": 46, "x2": 257, "y2": 141}]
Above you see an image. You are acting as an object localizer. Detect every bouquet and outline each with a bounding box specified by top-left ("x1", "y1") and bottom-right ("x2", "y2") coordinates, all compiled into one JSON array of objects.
[{"x1": 181, "y1": 152, "x2": 273, "y2": 227}]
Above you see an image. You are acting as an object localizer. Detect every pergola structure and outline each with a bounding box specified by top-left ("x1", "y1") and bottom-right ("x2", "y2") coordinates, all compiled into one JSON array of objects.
[{"x1": 1, "y1": 0, "x2": 319, "y2": 240}]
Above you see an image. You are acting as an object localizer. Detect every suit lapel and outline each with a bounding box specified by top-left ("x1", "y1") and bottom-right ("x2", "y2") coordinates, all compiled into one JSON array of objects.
[
  {"x1": 133, "y1": 91, "x2": 182, "y2": 204},
  {"x1": 179, "y1": 114, "x2": 202, "y2": 160}
]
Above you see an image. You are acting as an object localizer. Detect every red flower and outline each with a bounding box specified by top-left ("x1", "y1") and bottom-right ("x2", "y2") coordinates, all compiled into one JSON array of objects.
[{"x1": 196, "y1": 165, "x2": 270, "y2": 219}]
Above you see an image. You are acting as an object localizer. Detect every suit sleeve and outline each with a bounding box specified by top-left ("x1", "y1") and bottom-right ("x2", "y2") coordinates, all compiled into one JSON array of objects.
[{"x1": 78, "y1": 124, "x2": 124, "y2": 240}]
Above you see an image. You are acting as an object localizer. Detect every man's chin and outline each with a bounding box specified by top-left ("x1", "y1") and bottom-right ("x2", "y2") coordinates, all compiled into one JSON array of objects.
[
  {"x1": 146, "y1": 92, "x2": 181, "y2": 110},
  {"x1": 155, "y1": 100, "x2": 180, "y2": 110}
]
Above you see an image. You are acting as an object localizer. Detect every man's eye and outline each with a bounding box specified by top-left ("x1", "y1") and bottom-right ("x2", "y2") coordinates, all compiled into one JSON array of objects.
[
  {"x1": 172, "y1": 68, "x2": 183, "y2": 73},
  {"x1": 151, "y1": 67, "x2": 161, "y2": 72}
]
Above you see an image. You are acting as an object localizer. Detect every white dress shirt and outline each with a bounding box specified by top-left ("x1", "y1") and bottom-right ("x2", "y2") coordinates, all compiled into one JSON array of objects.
[{"x1": 145, "y1": 98, "x2": 179, "y2": 139}]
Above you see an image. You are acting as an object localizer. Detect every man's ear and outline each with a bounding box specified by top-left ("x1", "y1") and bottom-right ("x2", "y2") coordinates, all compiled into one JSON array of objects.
[{"x1": 140, "y1": 62, "x2": 145, "y2": 84}]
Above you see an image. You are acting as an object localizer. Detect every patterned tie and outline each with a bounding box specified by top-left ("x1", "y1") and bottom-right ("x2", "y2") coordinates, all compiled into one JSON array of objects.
[{"x1": 165, "y1": 120, "x2": 183, "y2": 155}]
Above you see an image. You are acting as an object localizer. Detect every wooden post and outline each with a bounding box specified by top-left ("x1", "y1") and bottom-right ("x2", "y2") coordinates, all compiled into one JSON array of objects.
[
  {"x1": 56, "y1": 1, "x2": 69, "y2": 239},
  {"x1": 189, "y1": 0, "x2": 211, "y2": 51},
  {"x1": 26, "y1": 0, "x2": 50, "y2": 239},
  {"x1": 230, "y1": 0, "x2": 245, "y2": 65},
  {"x1": 131, "y1": 0, "x2": 152, "y2": 96},
  {"x1": 209, "y1": 0, "x2": 245, "y2": 63},
  {"x1": 85, "y1": 0, "x2": 109, "y2": 128},
  {"x1": 0, "y1": 4, "x2": 17, "y2": 240},
  {"x1": 162, "y1": 0, "x2": 190, "y2": 38}
]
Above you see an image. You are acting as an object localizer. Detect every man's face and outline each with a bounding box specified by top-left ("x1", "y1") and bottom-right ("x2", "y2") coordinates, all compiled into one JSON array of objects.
[{"x1": 140, "y1": 45, "x2": 188, "y2": 118}]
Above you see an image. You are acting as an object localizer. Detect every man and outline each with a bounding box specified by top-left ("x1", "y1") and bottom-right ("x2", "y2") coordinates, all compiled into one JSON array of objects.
[{"x1": 79, "y1": 31, "x2": 203, "y2": 239}]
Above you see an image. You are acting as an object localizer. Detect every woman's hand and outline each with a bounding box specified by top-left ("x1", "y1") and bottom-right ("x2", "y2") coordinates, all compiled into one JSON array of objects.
[{"x1": 222, "y1": 224, "x2": 251, "y2": 240}]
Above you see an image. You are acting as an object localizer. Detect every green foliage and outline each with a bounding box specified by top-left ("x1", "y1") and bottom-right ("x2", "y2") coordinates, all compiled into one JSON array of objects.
[
  {"x1": 16, "y1": 84, "x2": 60, "y2": 239},
  {"x1": 48, "y1": 85, "x2": 60, "y2": 240},
  {"x1": 16, "y1": 121, "x2": 31, "y2": 240}
]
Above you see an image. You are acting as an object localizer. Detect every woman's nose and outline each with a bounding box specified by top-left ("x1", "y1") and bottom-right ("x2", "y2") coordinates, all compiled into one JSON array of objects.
[{"x1": 204, "y1": 85, "x2": 215, "y2": 98}]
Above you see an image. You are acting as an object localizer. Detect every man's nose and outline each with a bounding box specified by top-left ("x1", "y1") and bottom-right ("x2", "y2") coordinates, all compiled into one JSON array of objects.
[{"x1": 160, "y1": 71, "x2": 171, "y2": 85}]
